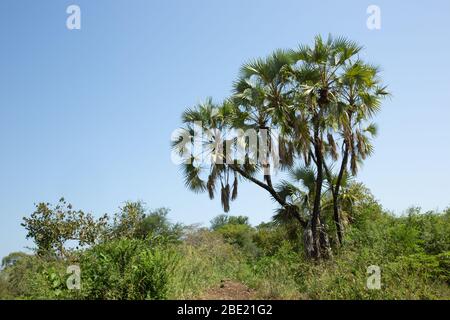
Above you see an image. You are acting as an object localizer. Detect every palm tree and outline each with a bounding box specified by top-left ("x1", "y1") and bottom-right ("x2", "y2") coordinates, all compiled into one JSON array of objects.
[
  {"x1": 323, "y1": 59, "x2": 389, "y2": 245},
  {"x1": 173, "y1": 35, "x2": 388, "y2": 260},
  {"x1": 172, "y1": 98, "x2": 238, "y2": 212},
  {"x1": 284, "y1": 35, "x2": 365, "y2": 257}
]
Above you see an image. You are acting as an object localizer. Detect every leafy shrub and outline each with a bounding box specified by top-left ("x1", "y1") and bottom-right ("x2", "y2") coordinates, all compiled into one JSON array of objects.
[
  {"x1": 80, "y1": 239, "x2": 177, "y2": 300},
  {"x1": 210, "y1": 215, "x2": 250, "y2": 231},
  {"x1": 253, "y1": 223, "x2": 302, "y2": 256},
  {"x1": 0, "y1": 275, "x2": 11, "y2": 299},
  {"x1": 109, "y1": 203, "x2": 184, "y2": 243},
  {"x1": 215, "y1": 223, "x2": 259, "y2": 255},
  {"x1": 127, "y1": 247, "x2": 179, "y2": 299},
  {"x1": 0, "y1": 254, "x2": 77, "y2": 300}
]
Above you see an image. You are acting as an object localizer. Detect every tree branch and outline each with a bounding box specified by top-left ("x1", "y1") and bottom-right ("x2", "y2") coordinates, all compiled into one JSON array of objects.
[
  {"x1": 230, "y1": 164, "x2": 284, "y2": 205},
  {"x1": 229, "y1": 164, "x2": 307, "y2": 228}
]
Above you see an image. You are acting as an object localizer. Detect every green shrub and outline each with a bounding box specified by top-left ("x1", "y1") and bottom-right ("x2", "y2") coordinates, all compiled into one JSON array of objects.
[
  {"x1": 80, "y1": 239, "x2": 177, "y2": 300},
  {"x1": 210, "y1": 215, "x2": 250, "y2": 231},
  {"x1": 0, "y1": 275, "x2": 11, "y2": 299},
  {"x1": 436, "y1": 251, "x2": 450, "y2": 283},
  {"x1": 0, "y1": 255, "x2": 78, "y2": 300},
  {"x1": 215, "y1": 224, "x2": 259, "y2": 256},
  {"x1": 127, "y1": 247, "x2": 179, "y2": 299}
]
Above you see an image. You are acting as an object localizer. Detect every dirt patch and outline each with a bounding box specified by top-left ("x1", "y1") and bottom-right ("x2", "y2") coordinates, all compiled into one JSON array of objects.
[{"x1": 198, "y1": 280, "x2": 256, "y2": 300}]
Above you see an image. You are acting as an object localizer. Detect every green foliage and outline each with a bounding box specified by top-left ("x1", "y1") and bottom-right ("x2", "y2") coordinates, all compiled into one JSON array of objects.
[
  {"x1": 2, "y1": 195, "x2": 449, "y2": 300},
  {"x1": 245, "y1": 242, "x2": 304, "y2": 299},
  {"x1": 79, "y1": 239, "x2": 177, "y2": 300},
  {"x1": 127, "y1": 248, "x2": 179, "y2": 299},
  {"x1": 21, "y1": 198, "x2": 108, "y2": 258},
  {"x1": 110, "y1": 201, "x2": 147, "y2": 239},
  {"x1": 139, "y1": 208, "x2": 184, "y2": 243},
  {"x1": 210, "y1": 215, "x2": 259, "y2": 256},
  {"x1": 0, "y1": 276, "x2": 10, "y2": 299},
  {"x1": 210, "y1": 215, "x2": 250, "y2": 230},
  {"x1": 109, "y1": 202, "x2": 183, "y2": 243},
  {"x1": 0, "y1": 254, "x2": 75, "y2": 299},
  {"x1": 253, "y1": 222, "x2": 302, "y2": 256},
  {"x1": 167, "y1": 229, "x2": 247, "y2": 299},
  {"x1": 217, "y1": 224, "x2": 258, "y2": 254},
  {"x1": 436, "y1": 252, "x2": 450, "y2": 283},
  {"x1": 1, "y1": 252, "x2": 29, "y2": 269},
  {"x1": 175, "y1": 35, "x2": 390, "y2": 259},
  {"x1": 5, "y1": 31, "x2": 448, "y2": 298}
]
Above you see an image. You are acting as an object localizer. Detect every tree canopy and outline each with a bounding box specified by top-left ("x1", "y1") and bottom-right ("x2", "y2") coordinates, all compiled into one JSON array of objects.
[{"x1": 173, "y1": 35, "x2": 389, "y2": 259}]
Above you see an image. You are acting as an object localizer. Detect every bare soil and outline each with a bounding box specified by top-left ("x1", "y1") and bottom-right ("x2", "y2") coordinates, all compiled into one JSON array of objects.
[{"x1": 198, "y1": 280, "x2": 256, "y2": 300}]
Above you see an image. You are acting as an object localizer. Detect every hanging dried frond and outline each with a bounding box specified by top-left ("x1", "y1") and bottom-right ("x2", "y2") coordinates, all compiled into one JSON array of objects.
[
  {"x1": 225, "y1": 184, "x2": 230, "y2": 212},
  {"x1": 279, "y1": 139, "x2": 294, "y2": 168},
  {"x1": 343, "y1": 127, "x2": 352, "y2": 152},
  {"x1": 207, "y1": 174, "x2": 215, "y2": 200},
  {"x1": 221, "y1": 184, "x2": 231, "y2": 213},
  {"x1": 356, "y1": 130, "x2": 364, "y2": 157},
  {"x1": 278, "y1": 138, "x2": 287, "y2": 164},
  {"x1": 303, "y1": 150, "x2": 311, "y2": 166},
  {"x1": 327, "y1": 133, "x2": 338, "y2": 160},
  {"x1": 351, "y1": 150, "x2": 358, "y2": 175},
  {"x1": 220, "y1": 185, "x2": 226, "y2": 212},
  {"x1": 349, "y1": 132, "x2": 355, "y2": 154},
  {"x1": 231, "y1": 172, "x2": 238, "y2": 201}
]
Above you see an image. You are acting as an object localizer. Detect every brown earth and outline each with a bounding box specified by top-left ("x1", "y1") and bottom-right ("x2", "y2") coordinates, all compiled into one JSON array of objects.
[{"x1": 198, "y1": 280, "x2": 256, "y2": 300}]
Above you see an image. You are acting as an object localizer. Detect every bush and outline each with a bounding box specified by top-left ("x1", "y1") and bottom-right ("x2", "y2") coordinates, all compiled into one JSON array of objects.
[
  {"x1": 0, "y1": 275, "x2": 11, "y2": 299},
  {"x1": 127, "y1": 247, "x2": 179, "y2": 299},
  {"x1": 80, "y1": 239, "x2": 178, "y2": 300},
  {"x1": 215, "y1": 224, "x2": 259, "y2": 255},
  {"x1": 210, "y1": 215, "x2": 250, "y2": 231},
  {"x1": 0, "y1": 255, "x2": 76, "y2": 300},
  {"x1": 253, "y1": 223, "x2": 303, "y2": 256}
]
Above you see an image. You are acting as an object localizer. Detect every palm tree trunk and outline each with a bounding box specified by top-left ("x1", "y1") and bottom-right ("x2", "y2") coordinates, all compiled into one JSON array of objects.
[
  {"x1": 311, "y1": 120, "x2": 324, "y2": 259},
  {"x1": 332, "y1": 192, "x2": 342, "y2": 245},
  {"x1": 333, "y1": 143, "x2": 349, "y2": 246}
]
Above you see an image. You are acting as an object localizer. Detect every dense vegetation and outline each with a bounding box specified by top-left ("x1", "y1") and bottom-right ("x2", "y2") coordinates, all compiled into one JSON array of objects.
[
  {"x1": 0, "y1": 189, "x2": 449, "y2": 300},
  {"x1": 1, "y1": 36, "x2": 448, "y2": 300}
]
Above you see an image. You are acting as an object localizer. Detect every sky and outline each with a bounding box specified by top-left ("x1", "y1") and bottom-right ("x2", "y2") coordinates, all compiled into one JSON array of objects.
[{"x1": 1, "y1": 0, "x2": 449, "y2": 259}]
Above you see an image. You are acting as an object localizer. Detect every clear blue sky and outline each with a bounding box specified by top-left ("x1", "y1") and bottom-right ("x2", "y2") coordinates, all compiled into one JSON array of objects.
[{"x1": 1, "y1": 0, "x2": 449, "y2": 259}]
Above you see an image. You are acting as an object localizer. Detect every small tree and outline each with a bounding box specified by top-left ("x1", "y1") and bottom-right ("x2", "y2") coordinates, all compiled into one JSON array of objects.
[
  {"x1": 210, "y1": 214, "x2": 250, "y2": 231},
  {"x1": 109, "y1": 201, "x2": 183, "y2": 242},
  {"x1": 22, "y1": 198, "x2": 108, "y2": 258}
]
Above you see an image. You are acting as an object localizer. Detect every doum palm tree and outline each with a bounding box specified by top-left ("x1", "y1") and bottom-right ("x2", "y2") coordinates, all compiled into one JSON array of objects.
[{"x1": 172, "y1": 35, "x2": 389, "y2": 259}]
